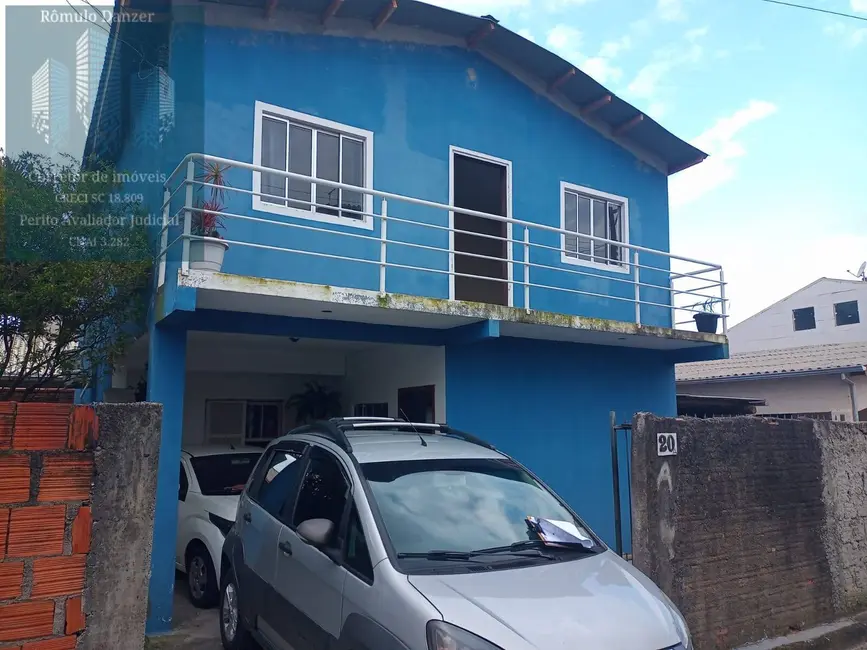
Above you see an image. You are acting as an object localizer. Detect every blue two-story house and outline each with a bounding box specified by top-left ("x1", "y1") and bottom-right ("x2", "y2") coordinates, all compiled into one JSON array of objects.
[{"x1": 85, "y1": 0, "x2": 729, "y2": 634}]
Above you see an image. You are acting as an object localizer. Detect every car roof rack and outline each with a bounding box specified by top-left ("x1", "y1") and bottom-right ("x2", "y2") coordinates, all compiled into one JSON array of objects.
[{"x1": 285, "y1": 418, "x2": 497, "y2": 454}]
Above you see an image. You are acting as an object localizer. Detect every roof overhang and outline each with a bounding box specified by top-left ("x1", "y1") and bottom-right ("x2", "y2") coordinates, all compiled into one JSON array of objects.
[{"x1": 85, "y1": 0, "x2": 708, "y2": 176}]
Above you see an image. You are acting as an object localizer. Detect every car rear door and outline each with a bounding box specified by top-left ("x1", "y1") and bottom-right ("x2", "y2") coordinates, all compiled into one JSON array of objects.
[
  {"x1": 235, "y1": 441, "x2": 308, "y2": 648},
  {"x1": 274, "y1": 445, "x2": 352, "y2": 650}
]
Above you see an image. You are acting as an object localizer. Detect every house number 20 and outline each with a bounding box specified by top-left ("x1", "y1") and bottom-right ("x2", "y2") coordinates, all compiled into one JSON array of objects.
[{"x1": 657, "y1": 433, "x2": 678, "y2": 457}]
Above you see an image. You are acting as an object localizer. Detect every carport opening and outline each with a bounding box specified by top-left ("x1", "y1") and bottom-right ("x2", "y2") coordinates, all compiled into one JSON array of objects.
[{"x1": 120, "y1": 332, "x2": 445, "y2": 449}]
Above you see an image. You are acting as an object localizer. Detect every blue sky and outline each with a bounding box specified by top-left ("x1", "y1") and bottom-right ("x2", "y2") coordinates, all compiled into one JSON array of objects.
[{"x1": 428, "y1": 0, "x2": 867, "y2": 324}]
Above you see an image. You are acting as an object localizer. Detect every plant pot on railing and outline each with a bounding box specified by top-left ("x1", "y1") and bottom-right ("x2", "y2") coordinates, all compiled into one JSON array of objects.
[
  {"x1": 693, "y1": 298, "x2": 722, "y2": 334},
  {"x1": 190, "y1": 193, "x2": 228, "y2": 272},
  {"x1": 190, "y1": 237, "x2": 229, "y2": 272},
  {"x1": 693, "y1": 312, "x2": 720, "y2": 334}
]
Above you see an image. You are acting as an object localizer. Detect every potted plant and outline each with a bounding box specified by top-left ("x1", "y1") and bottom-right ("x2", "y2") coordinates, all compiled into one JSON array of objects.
[
  {"x1": 288, "y1": 382, "x2": 343, "y2": 424},
  {"x1": 189, "y1": 161, "x2": 231, "y2": 272},
  {"x1": 693, "y1": 298, "x2": 722, "y2": 334}
]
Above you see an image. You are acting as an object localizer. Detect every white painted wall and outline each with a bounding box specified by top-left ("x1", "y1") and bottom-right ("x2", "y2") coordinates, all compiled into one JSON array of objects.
[
  {"x1": 729, "y1": 279, "x2": 867, "y2": 353},
  {"x1": 679, "y1": 373, "x2": 867, "y2": 421},
  {"x1": 182, "y1": 372, "x2": 344, "y2": 446},
  {"x1": 344, "y1": 345, "x2": 446, "y2": 421}
]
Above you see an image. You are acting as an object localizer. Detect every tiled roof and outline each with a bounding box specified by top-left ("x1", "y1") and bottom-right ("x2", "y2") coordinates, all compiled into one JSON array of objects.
[{"x1": 676, "y1": 342, "x2": 867, "y2": 382}]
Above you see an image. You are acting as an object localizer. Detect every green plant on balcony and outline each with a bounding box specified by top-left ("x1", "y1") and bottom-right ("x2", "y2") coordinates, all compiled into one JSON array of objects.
[{"x1": 189, "y1": 161, "x2": 231, "y2": 272}]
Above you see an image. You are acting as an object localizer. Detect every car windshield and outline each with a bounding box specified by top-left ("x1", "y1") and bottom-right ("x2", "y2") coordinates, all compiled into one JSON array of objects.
[
  {"x1": 361, "y1": 457, "x2": 595, "y2": 556},
  {"x1": 190, "y1": 453, "x2": 262, "y2": 496}
]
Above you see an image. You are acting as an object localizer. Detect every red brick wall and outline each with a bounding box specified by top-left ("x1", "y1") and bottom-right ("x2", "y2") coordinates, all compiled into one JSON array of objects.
[{"x1": 0, "y1": 403, "x2": 98, "y2": 650}]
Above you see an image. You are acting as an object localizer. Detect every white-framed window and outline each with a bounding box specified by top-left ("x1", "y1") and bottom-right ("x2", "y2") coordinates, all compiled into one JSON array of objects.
[
  {"x1": 252, "y1": 101, "x2": 374, "y2": 230},
  {"x1": 205, "y1": 399, "x2": 283, "y2": 447},
  {"x1": 560, "y1": 182, "x2": 629, "y2": 272}
]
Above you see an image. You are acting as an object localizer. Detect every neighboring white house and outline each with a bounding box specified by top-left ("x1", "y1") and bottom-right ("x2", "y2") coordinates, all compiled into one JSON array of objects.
[
  {"x1": 677, "y1": 277, "x2": 867, "y2": 421},
  {"x1": 727, "y1": 277, "x2": 867, "y2": 353}
]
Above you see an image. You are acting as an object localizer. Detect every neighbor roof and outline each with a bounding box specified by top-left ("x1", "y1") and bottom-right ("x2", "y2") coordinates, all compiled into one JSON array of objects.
[
  {"x1": 87, "y1": 0, "x2": 707, "y2": 175},
  {"x1": 676, "y1": 342, "x2": 867, "y2": 382}
]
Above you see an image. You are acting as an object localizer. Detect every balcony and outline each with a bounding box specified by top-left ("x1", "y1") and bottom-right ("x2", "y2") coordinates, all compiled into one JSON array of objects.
[{"x1": 156, "y1": 154, "x2": 728, "y2": 352}]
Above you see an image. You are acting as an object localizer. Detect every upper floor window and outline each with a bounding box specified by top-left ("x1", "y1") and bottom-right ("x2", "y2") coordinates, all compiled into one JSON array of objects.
[
  {"x1": 253, "y1": 101, "x2": 374, "y2": 230},
  {"x1": 560, "y1": 182, "x2": 628, "y2": 272},
  {"x1": 834, "y1": 300, "x2": 860, "y2": 326},
  {"x1": 792, "y1": 306, "x2": 816, "y2": 331}
]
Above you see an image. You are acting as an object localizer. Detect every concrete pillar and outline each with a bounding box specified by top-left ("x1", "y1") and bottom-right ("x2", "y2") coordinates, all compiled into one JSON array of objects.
[{"x1": 145, "y1": 322, "x2": 187, "y2": 635}]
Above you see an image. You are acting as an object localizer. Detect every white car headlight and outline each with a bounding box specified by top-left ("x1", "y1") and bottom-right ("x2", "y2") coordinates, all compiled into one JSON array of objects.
[{"x1": 426, "y1": 621, "x2": 503, "y2": 650}]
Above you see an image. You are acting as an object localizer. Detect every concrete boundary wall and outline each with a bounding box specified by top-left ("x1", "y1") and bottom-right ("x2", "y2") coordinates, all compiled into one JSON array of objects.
[
  {"x1": 631, "y1": 414, "x2": 867, "y2": 650},
  {"x1": 0, "y1": 403, "x2": 161, "y2": 650}
]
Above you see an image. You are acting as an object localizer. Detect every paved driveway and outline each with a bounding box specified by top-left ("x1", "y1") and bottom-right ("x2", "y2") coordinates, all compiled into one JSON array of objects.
[{"x1": 145, "y1": 575, "x2": 222, "y2": 650}]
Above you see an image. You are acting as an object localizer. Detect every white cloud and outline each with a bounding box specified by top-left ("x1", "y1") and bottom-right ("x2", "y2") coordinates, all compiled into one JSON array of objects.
[
  {"x1": 626, "y1": 28, "x2": 706, "y2": 100},
  {"x1": 852, "y1": 0, "x2": 867, "y2": 13},
  {"x1": 685, "y1": 26, "x2": 708, "y2": 41},
  {"x1": 517, "y1": 28, "x2": 536, "y2": 42},
  {"x1": 657, "y1": 0, "x2": 686, "y2": 22},
  {"x1": 581, "y1": 57, "x2": 622, "y2": 83},
  {"x1": 669, "y1": 100, "x2": 778, "y2": 208},
  {"x1": 599, "y1": 35, "x2": 632, "y2": 58},
  {"x1": 627, "y1": 61, "x2": 670, "y2": 98},
  {"x1": 545, "y1": 24, "x2": 585, "y2": 66},
  {"x1": 546, "y1": 24, "x2": 581, "y2": 51},
  {"x1": 825, "y1": 21, "x2": 867, "y2": 48},
  {"x1": 647, "y1": 101, "x2": 668, "y2": 119},
  {"x1": 546, "y1": 27, "x2": 632, "y2": 85}
]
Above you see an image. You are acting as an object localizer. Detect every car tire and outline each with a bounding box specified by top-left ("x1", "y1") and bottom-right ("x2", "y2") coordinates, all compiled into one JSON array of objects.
[
  {"x1": 220, "y1": 568, "x2": 256, "y2": 650},
  {"x1": 186, "y1": 543, "x2": 219, "y2": 608}
]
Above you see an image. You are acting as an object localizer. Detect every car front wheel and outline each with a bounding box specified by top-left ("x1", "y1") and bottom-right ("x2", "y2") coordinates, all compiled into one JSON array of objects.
[{"x1": 220, "y1": 568, "x2": 255, "y2": 650}]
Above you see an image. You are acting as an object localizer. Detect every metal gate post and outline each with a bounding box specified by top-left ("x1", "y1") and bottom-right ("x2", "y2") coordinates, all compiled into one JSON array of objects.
[{"x1": 610, "y1": 410, "x2": 623, "y2": 557}]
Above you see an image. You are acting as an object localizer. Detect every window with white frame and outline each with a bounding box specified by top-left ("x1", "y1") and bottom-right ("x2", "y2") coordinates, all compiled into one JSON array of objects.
[
  {"x1": 560, "y1": 182, "x2": 628, "y2": 269},
  {"x1": 253, "y1": 102, "x2": 373, "y2": 228},
  {"x1": 205, "y1": 400, "x2": 283, "y2": 447}
]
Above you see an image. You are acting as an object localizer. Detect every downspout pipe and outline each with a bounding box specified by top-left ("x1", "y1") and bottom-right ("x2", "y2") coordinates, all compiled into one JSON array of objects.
[{"x1": 841, "y1": 366, "x2": 866, "y2": 422}]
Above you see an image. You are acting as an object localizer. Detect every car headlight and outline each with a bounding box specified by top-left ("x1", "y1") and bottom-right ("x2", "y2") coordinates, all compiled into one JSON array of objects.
[
  {"x1": 426, "y1": 621, "x2": 503, "y2": 650},
  {"x1": 208, "y1": 512, "x2": 234, "y2": 536}
]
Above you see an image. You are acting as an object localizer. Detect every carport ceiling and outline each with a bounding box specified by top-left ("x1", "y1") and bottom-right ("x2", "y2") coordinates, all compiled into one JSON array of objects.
[{"x1": 190, "y1": 331, "x2": 381, "y2": 351}]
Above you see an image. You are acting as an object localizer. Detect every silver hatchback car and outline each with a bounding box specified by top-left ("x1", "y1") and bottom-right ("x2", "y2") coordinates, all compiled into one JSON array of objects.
[{"x1": 220, "y1": 418, "x2": 691, "y2": 650}]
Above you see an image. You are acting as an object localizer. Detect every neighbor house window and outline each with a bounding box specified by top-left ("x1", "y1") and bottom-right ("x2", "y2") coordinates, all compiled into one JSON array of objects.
[
  {"x1": 834, "y1": 300, "x2": 860, "y2": 326},
  {"x1": 253, "y1": 101, "x2": 374, "y2": 229},
  {"x1": 560, "y1": 182, "x2": 628, "y2": 271},
  {"x1": 792, "y1": 307, "x2": 816, "y2": 331},
  {"x1": 206, "y1": 399, "x2": 282, "y2": 447}
]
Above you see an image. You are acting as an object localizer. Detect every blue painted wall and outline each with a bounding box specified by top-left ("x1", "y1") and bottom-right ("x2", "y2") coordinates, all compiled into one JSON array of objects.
[
  {"x1": 160, "y1": 23, "x2": 672, "y2": 327},
  {"x1": 445, "y1": 337, "x2": 678, "y2": 552}
]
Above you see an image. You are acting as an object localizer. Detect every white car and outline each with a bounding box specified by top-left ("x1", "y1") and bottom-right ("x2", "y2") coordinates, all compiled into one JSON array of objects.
[{"x1": 176, "y1": 445, "x2": 263, "y2": 608}]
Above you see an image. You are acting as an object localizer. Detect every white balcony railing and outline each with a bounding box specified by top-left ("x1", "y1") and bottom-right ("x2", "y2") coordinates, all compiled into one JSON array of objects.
[{"x1": 158, "y1": 154, "x2": 728, "y2": 335}]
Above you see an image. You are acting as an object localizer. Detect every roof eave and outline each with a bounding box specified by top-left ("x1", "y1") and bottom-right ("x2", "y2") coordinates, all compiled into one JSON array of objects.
[{"x1": 677, "y1": 366, "x2": 867, "y2": 383}]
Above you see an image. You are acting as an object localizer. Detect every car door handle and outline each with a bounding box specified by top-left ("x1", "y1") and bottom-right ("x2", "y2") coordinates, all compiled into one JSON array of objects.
[
  {"x1": 278, "y1": 541, "x2": 293, "y2": 556},
  {"x1": 243, "y1": 512, "x2": 252, "y2": 523}
]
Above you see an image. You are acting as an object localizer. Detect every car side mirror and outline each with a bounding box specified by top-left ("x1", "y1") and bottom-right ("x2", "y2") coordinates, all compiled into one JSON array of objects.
[{"x1": 297, "y1": 518, "x2": 335, "y2": 548}]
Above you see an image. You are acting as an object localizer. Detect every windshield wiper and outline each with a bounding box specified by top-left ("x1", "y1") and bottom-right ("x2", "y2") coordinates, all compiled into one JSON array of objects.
[
  {"x1": 475, "y1": 539, "x2": 597, "y2": 555},
  {"x1": 397, "y1": 550, "x2": 482, "y2": 562},
  {"x1": 399, "y1": 546, "x2": 557, "y2": 562}
]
